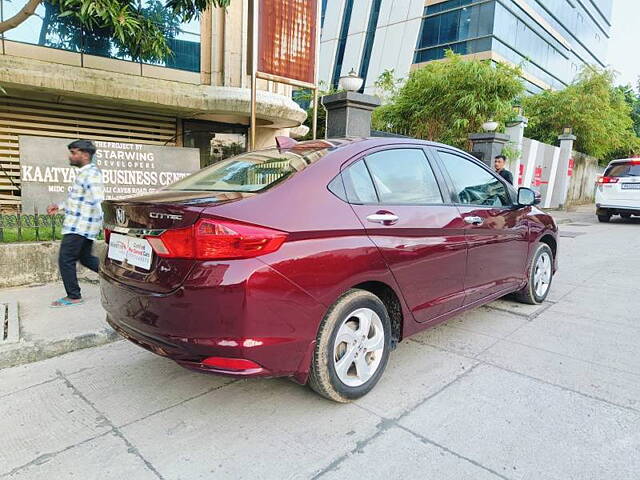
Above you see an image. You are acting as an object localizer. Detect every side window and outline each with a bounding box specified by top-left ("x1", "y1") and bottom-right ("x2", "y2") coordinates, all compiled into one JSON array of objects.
[
  {"x1": 438, "y1": 151, "x2": 511, "y2": 207},
  {"x1": 364, "y1": 149, "x2": 443, "y2": 204},
  {"x1": 342, "y1": 160, "x2": 378, "y2": 204}
]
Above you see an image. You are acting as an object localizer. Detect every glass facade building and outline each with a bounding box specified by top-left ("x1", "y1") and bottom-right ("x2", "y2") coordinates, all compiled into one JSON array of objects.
[
  {"x1": 415, "y1": 0, "x2": 613, "y2": 92},
  {"x1": 0, "y1": 0, "x2": 200, "y2": 72},
  {"x1": 320, "y1": 0, "x2": 612, "y2": 95}
]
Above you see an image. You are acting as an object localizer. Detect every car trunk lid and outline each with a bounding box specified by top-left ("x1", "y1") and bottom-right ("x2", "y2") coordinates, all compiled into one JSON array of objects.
[{"x1": 102, "y1": 190, "x2": 252, "y2": 293}]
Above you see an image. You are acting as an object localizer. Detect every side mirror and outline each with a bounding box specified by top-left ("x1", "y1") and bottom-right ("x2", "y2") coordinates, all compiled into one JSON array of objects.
[{"x1": 517, "y1": 187, "x2": 540, "y2": 207}]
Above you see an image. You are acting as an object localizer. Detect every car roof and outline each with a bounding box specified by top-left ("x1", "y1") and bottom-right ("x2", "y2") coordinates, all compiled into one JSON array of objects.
[{"x1": 608, "y1": 158, "x2": 640, "y2": 165}]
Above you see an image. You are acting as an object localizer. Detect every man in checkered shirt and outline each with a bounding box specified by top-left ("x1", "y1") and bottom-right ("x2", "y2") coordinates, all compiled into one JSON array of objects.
[{"x1": 47, "y1": 140, "x2": 104, "y2": 307}]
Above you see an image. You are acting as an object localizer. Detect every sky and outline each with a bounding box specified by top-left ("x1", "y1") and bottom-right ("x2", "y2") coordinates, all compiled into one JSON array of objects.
[{"x1": 607, "y1": 0, "x2": 640, "y2": 89}]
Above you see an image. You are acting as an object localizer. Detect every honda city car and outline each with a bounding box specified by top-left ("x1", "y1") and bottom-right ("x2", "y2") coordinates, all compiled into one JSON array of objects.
[
  {"x1": 100, "y1": 137, "x2": 558, "y2": 402},
  {"x1": 596, "y1": 158, "x2": 640, "y2": 222}
]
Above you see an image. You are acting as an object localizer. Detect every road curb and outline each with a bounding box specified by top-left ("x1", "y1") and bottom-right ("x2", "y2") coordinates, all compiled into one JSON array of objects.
[{"x1": 0, "y1": 327, "x2": 121, "y2": 370}]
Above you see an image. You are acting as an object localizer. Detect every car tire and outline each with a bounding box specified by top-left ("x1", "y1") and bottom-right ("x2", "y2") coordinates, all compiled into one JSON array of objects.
[
  {"x1": 621, "y1": 213, "x2": 632, "y2": 219},
  {"x1": 597, "y1": 214, "x2": 611, "y2": 223},
  {"x1": 308, "y1": 289, "x2": 391, "y2": 403},
  {"x1": 515, "y1": 243, "x2": 554, "y2": 305}
]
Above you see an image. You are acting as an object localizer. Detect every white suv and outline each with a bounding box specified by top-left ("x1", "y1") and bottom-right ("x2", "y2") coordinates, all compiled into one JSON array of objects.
[{"x1": 596, "y1": 158, "x2": 640, "y2": 222}]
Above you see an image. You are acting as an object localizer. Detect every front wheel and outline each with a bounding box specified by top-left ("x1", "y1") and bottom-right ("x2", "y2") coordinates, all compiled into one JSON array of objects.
[
  {"x1": 598, "y1": 213, "x2": 611, "y2": 223},
  {"x1": 308, "y1": 289, "x2": 391, "y2": 403},
  {"x1": 621, "y1": 213, "x2": 632, "y2": 219},
  {"x1": 515, "y1": 243, "x2": 554, "y2": 305}
]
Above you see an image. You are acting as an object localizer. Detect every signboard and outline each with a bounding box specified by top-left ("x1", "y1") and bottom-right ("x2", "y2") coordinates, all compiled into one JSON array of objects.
[
  {"x1": 258, "y1": 0, "x2": 317, "y2": 85},
  {"x1": 19, "y1": 136, "x2": 200, "y2": 212}
]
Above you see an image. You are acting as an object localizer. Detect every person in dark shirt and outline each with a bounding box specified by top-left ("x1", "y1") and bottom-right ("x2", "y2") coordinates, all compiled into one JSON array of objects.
[{"x1": 494, "y1": 155, "x2": 514, "y2": 185}]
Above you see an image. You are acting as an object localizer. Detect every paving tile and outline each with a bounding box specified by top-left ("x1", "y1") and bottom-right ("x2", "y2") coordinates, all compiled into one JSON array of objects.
[
  {"x1": 121, "y1": 378, "x2": 381, "y2": 480},
  {"x1": 486, "y1": 298, "x2": 547, "y2": 317},
  {"x1": 506, "y1": 310, "x2": 640, "y2": 375},
  {"x1": 0, "y1": 378, "x2": 111, "y2": 475},
  {"x1": 411, "y1": 324, "x2": 497, "y2": 357},
  {"x1": 546, "y1": 285, "x2": 640, "y2": 330},
  {"x1": 399, "y1": 364, "x2": 640, "y2": 480},
  {"x1": 321, "y1": 426, "x2": 501, "y2": 480},
  {"x1": 479, "y1": 340, "x2": 640, "y2": 411},
  {"x1": 68, "y1": 343, "x2": 233, "y2": 427},
  {"x1": 444, "y1": 306, "x2": 528, "y2": 338},
  {"x1": 355, "y1": 340, "x2": 477, "y2": 419},
  {"x1": 7, "y1": 432, "x2": 157, "y2": 480}
]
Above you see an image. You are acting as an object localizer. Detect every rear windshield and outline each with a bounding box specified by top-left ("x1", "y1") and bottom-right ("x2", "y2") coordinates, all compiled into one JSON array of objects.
[
  {"x1": 605, "y1": 162, "x2": 640, "y2": 178},
  {"x1": 167, "y1": 148, "x2": 327, "y2": 192}
]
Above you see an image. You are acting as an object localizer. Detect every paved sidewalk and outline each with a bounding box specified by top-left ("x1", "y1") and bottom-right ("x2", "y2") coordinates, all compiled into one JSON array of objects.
[
  {"x1": 0, "y1": 281, "x2": 116, "y2": 369},
  {"x1": 1, "y1": 202, "x2": 639, "y2": 479}
]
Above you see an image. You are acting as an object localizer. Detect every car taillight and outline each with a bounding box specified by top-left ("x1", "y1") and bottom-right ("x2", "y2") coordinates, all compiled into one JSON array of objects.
[
  {"x1": 104, "y1": 228, "x2": 111, "y2": 243},
  {"x1": 596, "y1": 176, "x2": 619, "y2": 184},
  {"x1": 146, "y1": 218, "x2": 287, "y2": 260}
]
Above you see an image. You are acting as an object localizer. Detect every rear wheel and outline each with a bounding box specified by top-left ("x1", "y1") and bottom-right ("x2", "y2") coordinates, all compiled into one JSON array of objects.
[
  {"x1": 515, "y1": 243, "x2": 554, "y2": 305},
  {"x1": 597, "y1": 213, "x2": 611, "y2": 223},
  {"x1": 308, "y1": 289, "x2": 391, "y2": 403},
  {"x1": 621, "y1": 213, "x2": 632, "y2": 219}
]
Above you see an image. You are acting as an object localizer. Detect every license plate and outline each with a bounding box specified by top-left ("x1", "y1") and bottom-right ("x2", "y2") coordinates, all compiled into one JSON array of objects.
[
  {"x1": 621, "y1": 183, "x2": 640, "y2": 190},
  {"x1": 108, "y1": 233, "x2": 153, "y2": 270}
]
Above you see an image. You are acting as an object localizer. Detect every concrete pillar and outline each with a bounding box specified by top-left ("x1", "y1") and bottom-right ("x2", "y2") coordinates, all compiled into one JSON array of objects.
[
  {"x1": 321, "y1": 92, "x2": 381, "y2": 138},
  {"x1": 468, "y1": 132, "x2": 511, "y2": 168},
  {"x1": 505, "y1": 115, "x2": 528, "y2": 185},
  {"x1": 551, "y1": 133, "x2": 576, "y2": 209}
]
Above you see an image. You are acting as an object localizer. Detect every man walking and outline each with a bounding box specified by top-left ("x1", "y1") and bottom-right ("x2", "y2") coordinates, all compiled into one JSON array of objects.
[
  {"x1": 494, "y1": 154, "x2": 514, "y2": 185},
  {"x1": 47, "y1": 140, "x2": 104, "y2": 307}
]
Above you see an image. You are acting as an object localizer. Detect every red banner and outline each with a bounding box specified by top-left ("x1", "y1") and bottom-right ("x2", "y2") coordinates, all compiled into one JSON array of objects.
[{"x1": 258, "y1": 0, "x2": 317, "y2": 85}]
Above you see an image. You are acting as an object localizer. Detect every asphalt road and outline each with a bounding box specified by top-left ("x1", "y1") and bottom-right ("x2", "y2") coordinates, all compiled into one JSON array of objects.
[{"x1": 1, "y1": 206, "x2": 639, "y2": 479}]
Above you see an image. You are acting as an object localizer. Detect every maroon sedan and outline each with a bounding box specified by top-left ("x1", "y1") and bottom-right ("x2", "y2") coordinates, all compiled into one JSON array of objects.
[{"x1": 100, "y1": 137, "x2": 557, "y2": 402}]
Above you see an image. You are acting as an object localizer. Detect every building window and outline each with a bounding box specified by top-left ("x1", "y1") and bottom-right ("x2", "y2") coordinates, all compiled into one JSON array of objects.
[
  {"x1": 331, "y1": 0, "x2": 355, "y2": 88},
  {"x1": 321, "y1": 0, "x2": 328, "y2": 28},
  {"x1": 0, "y1": 0, "x2": 200, "y2": 72},
  {"x1": 358, "y1": 0, "x2": 383, "y2": 92},
  {"x1": 414, "y1": 36, "x2": 492, "y2": 63},
  {"x1": 415, "y1": 1, "x2": 495, "y2": 53},
  {"x1": 182, "y1": 120, "x2": 248, "y2": 168}
]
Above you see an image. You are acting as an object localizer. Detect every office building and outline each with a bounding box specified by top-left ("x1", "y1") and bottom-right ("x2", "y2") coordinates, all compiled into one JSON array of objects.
[
  {"x1": 0, "y1": 1, "x2": 306, "y2": 208},
  {"x1": 320, "y1": 0, "x2": 613, "y2": 94}
]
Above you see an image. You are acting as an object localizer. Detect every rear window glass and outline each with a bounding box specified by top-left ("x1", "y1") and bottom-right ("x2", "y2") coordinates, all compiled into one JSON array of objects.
[
  {"x1": 167, "y1": 148, "x2": 327, "y2": 192},
  {"x1": 605, "y1": 162, "x2": 640, "y2": 178}
]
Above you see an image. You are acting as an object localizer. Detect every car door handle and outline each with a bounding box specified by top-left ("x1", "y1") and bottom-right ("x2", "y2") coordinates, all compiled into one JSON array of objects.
[
  {"x1": 464, "y1": 216, "x2": 484, "y2": 226},
  {"x1": 366, "y1": 213, "x2": 399, "y2": 225}
]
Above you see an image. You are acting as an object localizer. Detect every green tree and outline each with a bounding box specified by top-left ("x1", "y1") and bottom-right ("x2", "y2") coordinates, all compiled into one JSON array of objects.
[
  {"x1": 372, "y1": 51, "x2": 525, "y2": 149},
  {"x1": 373, "y1": 68, "x2": 402, "y2": 103},
  {"x1": 523, "y1": 67, "x2": 639, "y2": 162},
  {"x1": 0, "y1": 0, "x2": 231, "y2": 62},
  {"x1": 618, "y1": 82, "x2": 640, "y2": 137}
]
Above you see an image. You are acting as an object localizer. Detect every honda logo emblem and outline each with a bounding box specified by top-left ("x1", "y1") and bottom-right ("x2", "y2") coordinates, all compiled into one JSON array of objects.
[{"x1": 115, "y1": 208, "x2": 127, "y2": 226}]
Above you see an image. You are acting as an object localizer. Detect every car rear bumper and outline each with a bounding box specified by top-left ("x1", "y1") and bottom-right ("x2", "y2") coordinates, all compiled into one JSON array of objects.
[
  {"x1": 596, "y1": 204, "x2": 640, "y2": 215},
  {"x1": 100, "y1": 259, "x2": 325, "y2": 382}
]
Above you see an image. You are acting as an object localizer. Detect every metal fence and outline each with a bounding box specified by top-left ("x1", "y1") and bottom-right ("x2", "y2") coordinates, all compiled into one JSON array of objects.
[{"x1": 0, "y1": 213, "x2": 65, "y2": 243}]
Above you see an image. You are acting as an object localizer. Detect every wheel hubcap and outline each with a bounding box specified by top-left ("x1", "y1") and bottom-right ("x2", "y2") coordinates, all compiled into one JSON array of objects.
[
  {"x1": 533, "y1": 252, "x2": 552, "y2": 298},
  {"x1": 333, "y1": 308, "x2": 385, "y2": 387}
]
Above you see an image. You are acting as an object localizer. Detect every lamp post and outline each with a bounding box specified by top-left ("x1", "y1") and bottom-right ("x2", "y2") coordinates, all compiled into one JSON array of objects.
[{"x1": 338, "y1": 69, "x2": 364, "y2": 92}]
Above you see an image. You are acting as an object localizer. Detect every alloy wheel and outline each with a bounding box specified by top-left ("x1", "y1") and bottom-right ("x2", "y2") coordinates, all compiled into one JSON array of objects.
[
  {"x1": 333, "y1": 308, "x2": 385, "y2": 387},
  {"x1": 534, "y1": 251, "x2": 552, "y2": 298}
]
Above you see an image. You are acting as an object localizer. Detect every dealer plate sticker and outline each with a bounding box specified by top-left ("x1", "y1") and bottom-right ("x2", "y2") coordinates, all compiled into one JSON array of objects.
[{"x1": 108, "y1": 233, "x2": 153, "y2": 270}]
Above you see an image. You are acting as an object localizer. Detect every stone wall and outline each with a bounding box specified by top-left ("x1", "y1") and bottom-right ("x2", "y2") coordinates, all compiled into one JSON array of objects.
[
  {"x1": 566, "y1": 151, "x2": 603, "y2": 206},
  {"x1": 0, "y1": 241, "x2": 106, "y2": 289}
]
